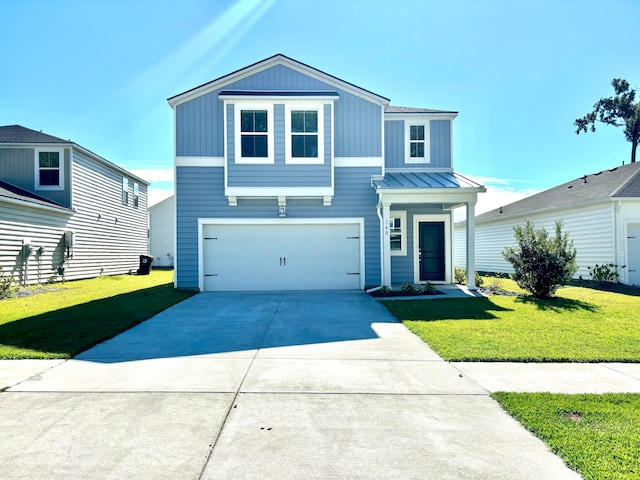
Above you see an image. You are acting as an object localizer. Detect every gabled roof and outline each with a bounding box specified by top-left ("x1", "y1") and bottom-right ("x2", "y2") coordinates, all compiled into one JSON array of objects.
[
  {"x1": 385, "y1": 105, "x2": 458, "y2": 115},
  {"x1": 0, "y1": 125, "x2": 150, "y2": 186},
  {"x1": 0, "y1": 125, "x2": 69, "y2": 144},
  {"x1": 167, "y1": 53, "x2": 390, "y2": 107},
  {"x1": 0, "y1": 179, "x2": 74, "y2": 213},
  {"x1": 476, "y1": 162, "x2": 640, "y2": 224}
]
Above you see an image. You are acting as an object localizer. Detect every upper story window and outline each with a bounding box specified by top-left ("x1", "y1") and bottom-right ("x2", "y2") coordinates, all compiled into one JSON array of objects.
[
  {"x1": 234, "y1": 103, "x2": 274, "y2": 164},
  {"x1": 390, "y1": 211, "x2": 407, "y2": 256},
  {"x1": 122, "y1": 177, "x2": 129, "y2": 205},
  {"x1": 35, "y1": 148, "x2": 64, "y2": 190},
  {"x1": 405, "y1": 121, "x2": 430, "y2": 164},
  {"x1": 285, "y1": 103, "x2": 325, "y2": 164},
  {"x1": 133, "y1": 182, "x2": 139, "y2": 208}
]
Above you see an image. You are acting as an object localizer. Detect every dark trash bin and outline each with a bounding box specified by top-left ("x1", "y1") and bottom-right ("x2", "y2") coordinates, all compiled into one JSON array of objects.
[{"x1": 137, "y1": 255, "x2": 153, "y2": 275}]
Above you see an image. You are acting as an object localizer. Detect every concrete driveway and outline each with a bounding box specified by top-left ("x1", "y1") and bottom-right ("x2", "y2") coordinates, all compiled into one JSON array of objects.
[{"x1": 0, "y1": 291, "x2": 579, "y2": 479}]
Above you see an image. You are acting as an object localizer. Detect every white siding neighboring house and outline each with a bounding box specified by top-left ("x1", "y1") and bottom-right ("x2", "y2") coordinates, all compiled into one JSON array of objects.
[
  {"x1": 149, "y1": 195, "x2": 175, "y2": 267},
  {"x1": 455, "y1": 162, "x2": 640, "y2": 286},
  {"x1": 0, "y1": 125, "x2": 150, "y2": 285}
]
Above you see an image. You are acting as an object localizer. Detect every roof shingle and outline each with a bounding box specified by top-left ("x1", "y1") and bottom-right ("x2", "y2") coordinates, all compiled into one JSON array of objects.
[{"x1": 0, "y1": 125, "x2": 69, "y2": 144}]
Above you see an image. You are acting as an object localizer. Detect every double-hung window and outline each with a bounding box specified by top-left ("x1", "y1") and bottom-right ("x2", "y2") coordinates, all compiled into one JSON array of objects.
[
  {"x1": 234, "y1": 103, "x2": 274, "y2": 164},
  {"x1": 133, "y1": 182, "x2": 139, "y2": 208},
  {"x1": 285, "y1": 103, "x2": 325, "y2": 164},
  {"x1": 390, "y1": 211, "x2": 407, "y2": 256},
  {"x1": 122, "y1": 177, "x2": 129, "y2": 205},
  {"x1": 405, "y1": 121, "x2": 430, "y2": 164},
  {"x1": 35, "y1": 148, "x2": 64, "y2": 190}
]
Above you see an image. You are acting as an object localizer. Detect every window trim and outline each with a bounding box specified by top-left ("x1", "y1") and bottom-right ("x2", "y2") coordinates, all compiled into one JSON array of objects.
[
  {"x1": 404, "y1": 120, "x2": 430, "y2": 164},
  {"x1": 389, "y1": 210, "x2": 407, "y2": 256},
  {"x1": 285, "y1": 102, "x2": 325, "y2": 165},
  {"x1": 122, "y1": 177, "x2": 129, "y2": 205},
  {"x1": 233, "y1": 102, "x2": 274, "y2": 165},
  {"x1": 34, "y1": 148, "x2": 65, "y2": 190}
]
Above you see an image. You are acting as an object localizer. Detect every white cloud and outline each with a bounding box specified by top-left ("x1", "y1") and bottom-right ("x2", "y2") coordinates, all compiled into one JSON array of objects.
[{"x1": 148, "y1": 187, "x2": 173, "y2": 207}]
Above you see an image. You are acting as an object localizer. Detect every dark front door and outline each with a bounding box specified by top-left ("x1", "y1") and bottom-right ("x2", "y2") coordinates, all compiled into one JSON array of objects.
[{"x1": 418, "y1": 222, "x2": 445, "y2": 281}]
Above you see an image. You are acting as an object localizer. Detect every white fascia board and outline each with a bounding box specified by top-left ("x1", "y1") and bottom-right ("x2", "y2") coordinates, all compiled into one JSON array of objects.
[
  {"x1": 385, "y1": 112, "x2": 458, "y2": 121},
  {"x1": 199, "y1": 217, "x2": 363, "y2": 226},
  {"x1": 0, "y1": 196, "x2": 75, "y2": 214},
  {"x1": 384, "y1": 167, "x2": 454, "y2": 173},
  {"x1": 225, "y1": 186, "x2": 334, "y2": 197},
  {"x1": 168, "y1": 55, "x2": 389, "y2": 108},
  {"x1": 377, "y1": 189, "x2": 483, "y2": 205},
  {"x1": 219, "y1": 92, "x2": 339, "y2": 101},
  {"x1": 175, "y1": 156, "x2": 225, "y2": 167}
]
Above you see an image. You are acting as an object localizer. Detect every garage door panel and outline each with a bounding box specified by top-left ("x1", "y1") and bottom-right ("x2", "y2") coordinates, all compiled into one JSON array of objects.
[{"x1": 202, "y1": 222, "x2": 362, "y2": 291}]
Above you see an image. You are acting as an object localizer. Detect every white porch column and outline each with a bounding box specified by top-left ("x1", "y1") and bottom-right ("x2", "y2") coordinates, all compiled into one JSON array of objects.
[
  {"x1": 466, "y1": 202, "x2": 477, "y2": 290},
  {"x1": 382, "y1": 203, "x2": 392, "y2": 287}
]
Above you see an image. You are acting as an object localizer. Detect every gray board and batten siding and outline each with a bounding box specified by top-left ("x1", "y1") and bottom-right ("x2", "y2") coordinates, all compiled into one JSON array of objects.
[
  {"x1": 384, "y1": 119, "x2": 451, "y2": 169},
  {"x1": 0, "y1": 147, "x2": 72, "y2": 207},
  {"x1": 175, "y1": 64, "x2": 382, "y2": 159},
  {"x1": 175, "y1": 166, "x2": 382, "y2": 289},
  {"x1": 226, "y1": 103, "x2": 332, "y2": 188}
]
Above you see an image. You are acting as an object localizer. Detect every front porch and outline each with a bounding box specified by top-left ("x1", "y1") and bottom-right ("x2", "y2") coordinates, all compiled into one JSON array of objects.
[{"x1": 372, "y1": 171, "x2": 486, "y2": 289}]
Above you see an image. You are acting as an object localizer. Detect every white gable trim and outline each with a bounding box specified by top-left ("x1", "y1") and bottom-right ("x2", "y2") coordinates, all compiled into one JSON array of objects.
[{"x1": 168, "y1": 55, "x2": 389, "y2": 108}]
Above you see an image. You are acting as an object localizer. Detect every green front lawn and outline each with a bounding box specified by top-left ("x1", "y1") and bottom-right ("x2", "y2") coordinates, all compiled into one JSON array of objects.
[
  {"x1": 381, "y1": 280, "x2": 640, "y2": 362},
  {"x1": 0, "y1": 271, "x2": 196, "y2": 359},
  {"x1": 493, "y1": 392, "x2": 640, "y2": 480}
]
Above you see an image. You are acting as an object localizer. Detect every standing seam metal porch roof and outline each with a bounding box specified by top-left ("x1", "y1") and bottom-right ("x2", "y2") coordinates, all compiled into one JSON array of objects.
[{"x1": 372, "y1": 172, "x2": 484, "y2": 190}]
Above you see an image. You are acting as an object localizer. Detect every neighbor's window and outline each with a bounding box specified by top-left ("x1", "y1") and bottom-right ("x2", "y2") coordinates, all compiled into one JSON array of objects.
[
  {"x1": 241, "y1": 109, "x2": 268, "y2": 158},
  {"x1": 133, "y1": 182, "x2": 139, "y2": 208},
  {"x1": 35, "y1": 149, "x2": 64, "y2": 190},
  {"x1": 122, "y1": 177, "x2": 129, "y2": 205},
  {"x1": 291, "y1": 110, "x2": 318, "y2": 158},
  {"x1": 390, "y1": 211, "x2": 407, "y2": 256}
]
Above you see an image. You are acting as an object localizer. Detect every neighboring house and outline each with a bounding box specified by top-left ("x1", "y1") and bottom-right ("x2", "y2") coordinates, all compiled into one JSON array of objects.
[
  {"x1": 454, "y1": 162, "x2": 640, "y2": 286},
  {"x1": 168, "y1": 54, "x2": 485, "y2": 292},
  {"x1": 149, "y1": 195, "x2": 175, "y2": 267},
  {"x1": 0, "y1": 125, "x2": 150, "y2": 285}
]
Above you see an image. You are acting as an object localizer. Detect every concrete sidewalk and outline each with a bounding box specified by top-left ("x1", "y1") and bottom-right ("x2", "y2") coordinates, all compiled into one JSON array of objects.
[{"x1": 0, "y1": 291, "x2": 598, "y2": 479}]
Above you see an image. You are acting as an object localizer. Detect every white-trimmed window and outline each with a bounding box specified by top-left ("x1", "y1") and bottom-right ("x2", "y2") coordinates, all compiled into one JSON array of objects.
[
  {"x1": 35, "y1": 148, "x2": 64, "y2": 190},
  {"x1": 234, "y1": 103, "x2": 274, "y2": 164},
  {"x1": 390, "y1": 211, "x2": 407, "y2": 256},
  {"x1": 285, "y1": 103, "x2": 325, "y2": 164},
  {"x1": 122, "y1": 177, "x2": 129, "y2": 205},
  {"x1": 133, "y1": 182, "x2": 139, "y2": 208},
  {"x1": 405, "y1": 121, "x2": 430, "y2": 164}
]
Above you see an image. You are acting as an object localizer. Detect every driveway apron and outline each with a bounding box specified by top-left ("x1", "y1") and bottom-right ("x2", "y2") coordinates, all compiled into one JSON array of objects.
[{"x1": 0, "y1": 291, "x2": 579, "y2": 480}]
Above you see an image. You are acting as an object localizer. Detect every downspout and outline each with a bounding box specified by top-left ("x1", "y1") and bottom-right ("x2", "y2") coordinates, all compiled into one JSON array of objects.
[{"x1": 365, "y1": 192, "x2": 385, "y2": 293}]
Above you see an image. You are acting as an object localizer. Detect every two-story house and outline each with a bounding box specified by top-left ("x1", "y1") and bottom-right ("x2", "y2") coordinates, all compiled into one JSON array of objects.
[
  {"x1": 0, "y1": 125, "x2": 150, "y2": 285},
  {"x1": 168, "y1": 54, "x2": 484, "y2": 292}
]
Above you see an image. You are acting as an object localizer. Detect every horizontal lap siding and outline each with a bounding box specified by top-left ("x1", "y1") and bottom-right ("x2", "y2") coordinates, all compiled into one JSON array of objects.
[
  {"x1": 149, "y1": 199, "x2": 175, "y2": 267},
  {"x1": 175, "y1": 167, "x2": 381, "y2": 289},
  {"x1": 62, "y1": 150, "x2": 148, "y2": 281},
  {"x1": 456, "y1": 203, "x2": 615, "y2": 278}
]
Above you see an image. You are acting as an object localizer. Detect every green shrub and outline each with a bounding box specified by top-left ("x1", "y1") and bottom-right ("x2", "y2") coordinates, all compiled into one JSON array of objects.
[
  {"x1": 0, "y1": 267, "x2": 14, "y2": 300},
  {"x1": 402, "y1": 282, "x2": 417, "y2": 293},
  {"x1": 419, "y1": 282, "x2": 438, "y2": 294},
  {"x1": 454, "y1": 267, "x2": 484, "y2": 287},
  {"x1": 587, "y1": 263, "x2": 625, "y2": 284},
  {"x1": 502, "y1": 220, "x2": 577, "y2": 298}
]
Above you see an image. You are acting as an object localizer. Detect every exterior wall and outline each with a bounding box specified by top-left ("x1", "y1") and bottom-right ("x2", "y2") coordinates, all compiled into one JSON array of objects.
[
  {"x1": 175, "y1": 166, "x2": 381, "y2": 289},
  {"x1": 226, "y1": 103, "x2": 332, "y2": 187},
  {"x1": 384, "y1": 119, "x2": 451, "y2": 169},
  {"x1": 0, "y1": 146, "x2": 72, "y2": 207},
  {"x1": 615, "y1": 200, "x2": 640, "y2": 285},
  {"x1": 149, "y1": 196, "x2": 175, "y2": 267},
  {"x1": 390, "y1": 204, "x2": 452, "y2": 284},
  {"x1": 175, "y1": 64, "x2": 382, "y2": 159},
  {"x1": 455, "y1": 202, "x2": 616, "y2": 279},
  {"x1": 0, "y1": 202, "x2": 72, "y2": 285}
]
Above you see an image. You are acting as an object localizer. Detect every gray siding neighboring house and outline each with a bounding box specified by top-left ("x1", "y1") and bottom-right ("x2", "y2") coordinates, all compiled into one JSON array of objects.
[
  {"x1": 0, "y1": 125, "x2": 150, "y2": 285},
  {"x1": 169, "y1": 54, "x2": 485, "y2": 292},
  {"x1": 455, "y1": 162, "x2": 640, "y2": 286},
  {"x1": 149, "y1": 195, "x2": 175, "y2": 267}
]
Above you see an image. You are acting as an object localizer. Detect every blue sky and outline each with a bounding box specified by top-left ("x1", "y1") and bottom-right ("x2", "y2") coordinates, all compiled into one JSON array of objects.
[{"x1": 2, "y1": 0, "x2": 639, "y2": 212}]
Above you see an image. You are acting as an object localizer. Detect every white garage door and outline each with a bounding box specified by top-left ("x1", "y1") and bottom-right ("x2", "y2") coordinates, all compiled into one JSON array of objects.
[
  {"x1": 202, "y1": 221, "x2": 362, "y2": 291},
  {"x1": 628, "y1": 224, "x2": 640, "y2": 286}
]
